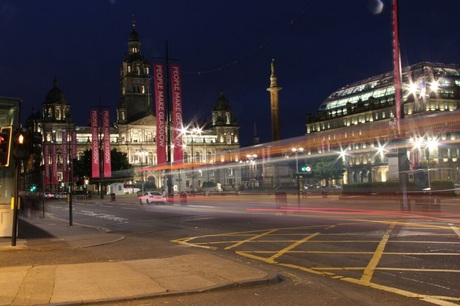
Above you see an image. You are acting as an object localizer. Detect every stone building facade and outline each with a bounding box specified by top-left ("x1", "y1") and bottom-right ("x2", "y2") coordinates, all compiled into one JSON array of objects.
[{"x1": 26, "y1": 19, "x2": 240, "y2": 194}]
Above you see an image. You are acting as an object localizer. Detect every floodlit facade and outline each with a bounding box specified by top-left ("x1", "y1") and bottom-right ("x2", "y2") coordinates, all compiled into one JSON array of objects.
[
  {"x1": 26, "y1": 19, "x2": 240, "y2": 194},
  {"x1": 305, "y1": 62, "x2": 460, "y2": 185}
]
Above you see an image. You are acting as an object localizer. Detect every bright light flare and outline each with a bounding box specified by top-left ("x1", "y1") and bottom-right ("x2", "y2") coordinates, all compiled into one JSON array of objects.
[
  {"x1": 409, "y1": 82, "x2": 418, "y2": 94},
  {"x1": 376, "y1": 143, "x2": 387, "y2": 155},
  {"x1": 427, "y1": 138, "x2": 439, "y2": 150},
  {"x1": 431, "y1": 80, "x2": 439, "y2": 92}
]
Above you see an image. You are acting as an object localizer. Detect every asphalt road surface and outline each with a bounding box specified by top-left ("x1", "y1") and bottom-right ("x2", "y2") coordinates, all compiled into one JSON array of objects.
[{"x1": 10, "y1": 194, "x2": 460, "y2": 305}]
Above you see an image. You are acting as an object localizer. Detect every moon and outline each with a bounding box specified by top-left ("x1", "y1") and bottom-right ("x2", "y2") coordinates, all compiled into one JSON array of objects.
[{"x1": 368, "y1": 0, "x2": 384, "y2": 15}]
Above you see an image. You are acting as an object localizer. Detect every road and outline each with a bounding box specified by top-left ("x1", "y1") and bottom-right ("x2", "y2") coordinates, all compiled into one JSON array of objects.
[{"x1": 12, "y1": 194, "x2": 460, "y2": 305}]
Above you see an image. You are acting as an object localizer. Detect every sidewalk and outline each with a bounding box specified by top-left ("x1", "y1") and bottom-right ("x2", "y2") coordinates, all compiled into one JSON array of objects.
[{"x1": 0, "y1": 215, "x2": 279, "y2": 306}]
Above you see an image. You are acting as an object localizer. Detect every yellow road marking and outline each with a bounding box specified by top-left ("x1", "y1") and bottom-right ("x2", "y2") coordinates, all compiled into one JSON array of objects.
[
  {"x1": 172, "y1": 220, "x2": 460, "y2": 304},
  {"x1": 449, "y1": 223, "x2": 460, "y2": 238},
  {"x1": 344, "y1": 276, "x2": 460, "y2": 306},
  {"x1": 236, "y1": 250, "x2": 460, "y2": 256},
  {"x1": 361, "y1": 221, "x2": 396, "y2": 283},
  {"x1": 225, "y1": 228, "x2": 279, "y2": 250},
  {"x1": 315, "y1": 267, "x2": 460, "y2": 273},
  {"x1": 267, "y1": 232, "x2": 320, "y2": 263}
]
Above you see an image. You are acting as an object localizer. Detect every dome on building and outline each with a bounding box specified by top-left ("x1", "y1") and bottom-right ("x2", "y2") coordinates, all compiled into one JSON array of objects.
[
  {"x1": 44, "y1": 78, "x2": 68, "y2": 105},
  {"x1": 128, "y1": 15, "x2": 140, "y2": 42},
  {"x1": 213, "y1": 90, "x2": 231, "y2": 111},
  {"x1": 317, "y1": 62, "x2": 460, "y2": 113},
  {"x1": 128, "y1": 28, "x2": 139, "y2": 42}
]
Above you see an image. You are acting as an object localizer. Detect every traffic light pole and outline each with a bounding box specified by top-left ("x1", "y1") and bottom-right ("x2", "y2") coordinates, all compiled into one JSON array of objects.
[{"x1": 11, "y1": 160, "x2": 20, "y2": 246}]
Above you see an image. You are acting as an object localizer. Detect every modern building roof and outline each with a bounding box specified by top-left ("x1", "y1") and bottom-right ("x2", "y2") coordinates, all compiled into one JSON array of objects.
[{"x1": 317, "y1": 62, "x2": 460, "y2": 112}]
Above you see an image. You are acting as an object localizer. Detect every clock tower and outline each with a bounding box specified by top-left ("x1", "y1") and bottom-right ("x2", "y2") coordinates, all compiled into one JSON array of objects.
[{"x1": 117, "y1": 16, "x2": 152, "y2": 124}]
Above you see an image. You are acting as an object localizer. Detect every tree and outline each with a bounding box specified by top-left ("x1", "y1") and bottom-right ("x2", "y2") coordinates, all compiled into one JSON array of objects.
[
  {"x1": 110, "y1": 148, "x2": 133, "y2": 179},
  {"x1": 73, "y1": 149, "x2": 133, "y2": 186},
  {"x1": 309, "y1": 156, "x2": 344, "y2": 186}
]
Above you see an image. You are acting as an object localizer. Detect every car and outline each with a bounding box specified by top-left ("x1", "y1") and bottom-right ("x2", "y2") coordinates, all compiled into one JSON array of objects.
[
  {"x1": 55, "y1": 192, "x2": 68, "y2": 199},
  {"x1": 138, "y1": 191, "x2": 166, "y2": 204},
  {"x1": 44, "y1": 192, "x2": 55, "y2": 199}
]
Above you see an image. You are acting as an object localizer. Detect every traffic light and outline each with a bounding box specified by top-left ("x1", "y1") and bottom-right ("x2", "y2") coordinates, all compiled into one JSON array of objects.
[
  {"x1": 0, "y1": 126, "x2": 13, "y2": 167},
  {"x1": 301, "y1": 165, "x2": 312, "y2": 174},
  {"x1": 12, "y1": 129, "x2": 29, "y2": 160}
]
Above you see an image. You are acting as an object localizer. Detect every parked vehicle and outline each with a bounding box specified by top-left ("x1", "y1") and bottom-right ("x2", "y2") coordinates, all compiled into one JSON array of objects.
[
  {"x1": 44, "y1": 192, "x2": 55, "y2": 199},
  {"x1": 55, "y1": 192, "x2": 67, "y2": 199},
  {"x1": 138, "y1": 191, "x2": 166, "y2": 204}
]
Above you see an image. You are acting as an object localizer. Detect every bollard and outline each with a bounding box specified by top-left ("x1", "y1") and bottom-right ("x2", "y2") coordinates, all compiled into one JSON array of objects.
[{"x1": 180, "y1": 192, "x2": 188, "y2": 205}]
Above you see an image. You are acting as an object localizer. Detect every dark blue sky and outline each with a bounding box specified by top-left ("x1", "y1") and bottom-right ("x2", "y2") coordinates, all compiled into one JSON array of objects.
[{"x1": 1, "y1": 0, "x2": 460, "y2": 146}]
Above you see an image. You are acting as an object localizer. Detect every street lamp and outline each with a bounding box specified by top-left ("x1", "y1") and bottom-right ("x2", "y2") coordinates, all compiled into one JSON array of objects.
[
  {"x1": 181, "y1": 126, "x2": 202, "y2": 192},
  {"x1": 246, "y1": 154, "x2": 257, "y2": 188},
  {"x1": 292, "y1": 147, "x2": 304, "y2": 206}
]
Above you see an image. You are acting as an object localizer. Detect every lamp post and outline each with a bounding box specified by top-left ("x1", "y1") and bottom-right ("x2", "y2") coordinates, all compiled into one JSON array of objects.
[
  {"x1": 246, "y1": 154, "x2": 257, "y2": 188},
  {"x1": 190, "y1": 127, "x2": 201, "y2": 192},
  {"x1": 181, "y1": 126, "x2": 202, "y2": 193},
  {"x1": 292, "y1": 147, "x2": 304, "y2": 206},
  {"x1": 66, "y1": 129, "x2": 74, "y2": 226}
]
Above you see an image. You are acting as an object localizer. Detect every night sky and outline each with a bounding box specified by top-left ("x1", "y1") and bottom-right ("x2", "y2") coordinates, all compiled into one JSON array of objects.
[{"x1": 1, "y1": 0, "x2": 460, "y2": 146}]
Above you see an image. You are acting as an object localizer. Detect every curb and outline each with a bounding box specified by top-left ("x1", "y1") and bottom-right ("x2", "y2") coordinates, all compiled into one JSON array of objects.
[{"x1": 46, "y1": 273, "x2": 284, "y2": 306}]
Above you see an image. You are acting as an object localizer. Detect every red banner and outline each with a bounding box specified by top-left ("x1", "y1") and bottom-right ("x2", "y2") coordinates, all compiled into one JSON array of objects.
[
  {"x1": 62, "y1": 131, "x2": 68, "y2": 182},
  {"x1": 44, "y1": 144, "x2": 50, "y2": 185},
  {"x1": 102, "y1": 109, "x2": 112, "y2": 178},
  {"x1": 52, "y1": 144, "x2": 58, "y2": 185},
  {"x1": 392, "y1": 0, "x2": 402, "y2": 134},
  {"x1": 71, "y1": 131, "x2": 77, "y2": 160},
  {"x1": 91, "y1": 109, "x2": 100, "y2": 178},
  {"x1": 154, "y1": 63, "x2": 166, "y2": 165},
  {"x1": 170, "y1": 64, "x2": 184, "y2": 163}
]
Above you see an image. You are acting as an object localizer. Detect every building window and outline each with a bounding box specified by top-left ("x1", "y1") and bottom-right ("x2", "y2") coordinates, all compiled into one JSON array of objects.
[{"x1": 226, "y1": 168, "x2": 233, "y2": 176}]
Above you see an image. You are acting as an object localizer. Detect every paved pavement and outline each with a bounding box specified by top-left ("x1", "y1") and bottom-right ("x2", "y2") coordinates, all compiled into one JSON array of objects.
[{"x1": 0, "y1": 210, "x2": 279, "y2": 306}]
